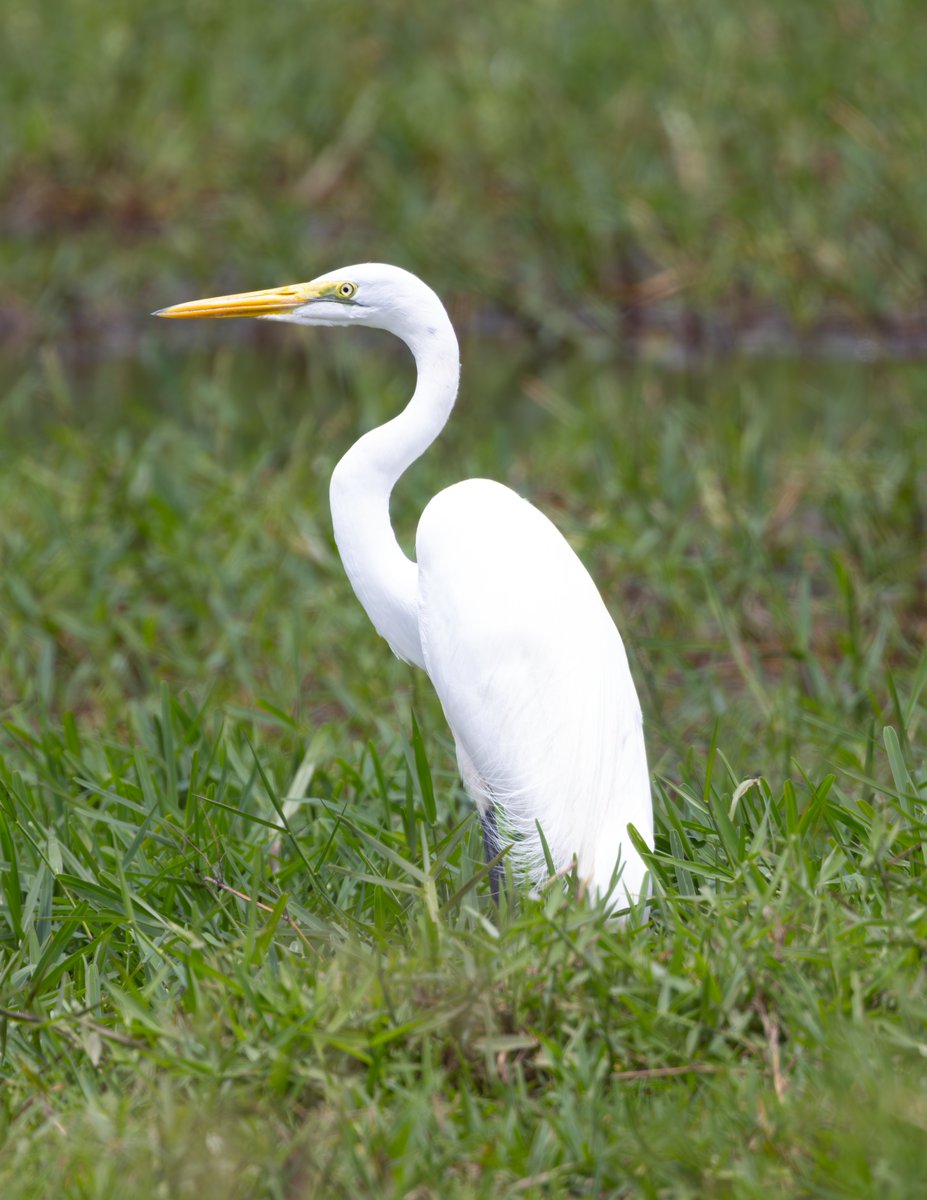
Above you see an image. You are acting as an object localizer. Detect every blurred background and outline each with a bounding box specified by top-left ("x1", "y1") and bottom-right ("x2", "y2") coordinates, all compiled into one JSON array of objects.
[
  {"x1": 7, "y1": 0, "x2": 927, "y2": 336},
  {"x1": 2, "y1": 0, "x2": 926, "y2": 779}
]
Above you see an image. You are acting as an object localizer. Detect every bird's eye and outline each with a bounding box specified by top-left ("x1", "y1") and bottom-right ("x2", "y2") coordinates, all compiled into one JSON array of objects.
[{"x1": 338, "y1": 282, "x2": 357, "y2": 300}]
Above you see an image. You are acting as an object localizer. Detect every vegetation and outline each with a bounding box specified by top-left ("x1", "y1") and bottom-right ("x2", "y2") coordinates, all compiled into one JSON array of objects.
[
  {"x1": 2, "y1": 2, "x2": 926, "y2": 1196},
  {"x1": 6, "y1": 0, "x2": 927, "y2": 336}
]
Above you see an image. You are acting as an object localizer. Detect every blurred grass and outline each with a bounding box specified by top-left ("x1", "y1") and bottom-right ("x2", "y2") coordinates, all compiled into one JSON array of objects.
[
  {"x1": 2, "y1": 1, "x2": 927, "y2": 1196},
  {"x1": 2, "y1": 344, "x2": 925, "y2": 768},
  {"x1": 5, "y1": 0, "x2": 927, "y2": 340}
]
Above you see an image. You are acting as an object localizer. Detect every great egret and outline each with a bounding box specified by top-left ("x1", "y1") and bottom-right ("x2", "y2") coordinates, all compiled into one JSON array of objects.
[{"x1": 156, "y1": 264, "x2": 653, "y2": 909}]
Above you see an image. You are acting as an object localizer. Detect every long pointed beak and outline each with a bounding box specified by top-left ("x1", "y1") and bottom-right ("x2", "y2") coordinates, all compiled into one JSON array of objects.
[{"x1": 153, "y1": 281, "x2": 318, "y2": 319}]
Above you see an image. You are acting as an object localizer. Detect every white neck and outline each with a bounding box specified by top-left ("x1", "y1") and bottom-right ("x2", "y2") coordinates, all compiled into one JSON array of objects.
[{"x1": 328, "y1": 308, "x2": 460, "y2": 668}]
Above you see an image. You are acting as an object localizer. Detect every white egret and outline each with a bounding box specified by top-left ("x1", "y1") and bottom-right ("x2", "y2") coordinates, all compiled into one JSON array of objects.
[{"x1": 156, "y1": 264, "x2": 653, "y2": 909}]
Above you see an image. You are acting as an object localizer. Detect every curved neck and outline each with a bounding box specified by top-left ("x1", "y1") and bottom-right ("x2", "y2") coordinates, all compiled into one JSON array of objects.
[{"x1": 329, "y1": 311, "x2": 460, "y2": 668}]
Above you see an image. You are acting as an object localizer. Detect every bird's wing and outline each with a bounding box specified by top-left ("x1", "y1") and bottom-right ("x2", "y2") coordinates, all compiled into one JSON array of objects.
[{"x1": 415, "y1": 478, "x2": 652, "y2": 901}]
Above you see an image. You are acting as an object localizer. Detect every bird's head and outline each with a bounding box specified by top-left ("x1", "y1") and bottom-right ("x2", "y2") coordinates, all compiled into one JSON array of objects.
[{"x1": 155, "y1": 262, "x2": 447, "y2": 344}]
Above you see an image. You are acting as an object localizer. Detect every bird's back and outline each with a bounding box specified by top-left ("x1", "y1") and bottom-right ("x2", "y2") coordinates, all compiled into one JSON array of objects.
[{"x1": 415, "y1": 478, "x2": 652, "y2": 904}]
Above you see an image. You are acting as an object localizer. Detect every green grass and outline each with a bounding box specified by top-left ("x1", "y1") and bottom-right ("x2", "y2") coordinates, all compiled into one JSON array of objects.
[
  {"x1": 3, "y1": 1, "x2": 927, "y2": 1194},
  {"x1": 2, "y1": 692, "x2": 926, "y2": 1197},
  {"x1": 2, "y1": 341, "x2": 926, "y2": 1196},
  {"x1": 5, "y1": 0, "x2": 927, "y2": 337}
]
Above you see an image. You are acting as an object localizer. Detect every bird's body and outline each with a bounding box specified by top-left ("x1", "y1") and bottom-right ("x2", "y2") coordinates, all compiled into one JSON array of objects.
[
  {"x1": 157, "y1": 264, "x2": 653, "y2": 909},
  {"x1": 417, "y1": 478, "x2": 651, "y2": 898}
]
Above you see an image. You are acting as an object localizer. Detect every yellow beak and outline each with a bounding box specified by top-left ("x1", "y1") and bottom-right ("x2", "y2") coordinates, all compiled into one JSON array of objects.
[{"x1": 154, "y1": 281, "x2": 319, "y2": 320}]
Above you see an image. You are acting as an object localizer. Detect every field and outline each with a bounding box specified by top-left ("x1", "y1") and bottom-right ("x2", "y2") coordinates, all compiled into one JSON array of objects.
[{"x1": 2, "y1": 3, "x2": 927, "y2": 1196}]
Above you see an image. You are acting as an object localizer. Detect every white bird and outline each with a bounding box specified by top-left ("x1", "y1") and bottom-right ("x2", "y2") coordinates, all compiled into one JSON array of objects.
[{"x1": 156, "y1": 264, "x2": 653, "y2": 910}]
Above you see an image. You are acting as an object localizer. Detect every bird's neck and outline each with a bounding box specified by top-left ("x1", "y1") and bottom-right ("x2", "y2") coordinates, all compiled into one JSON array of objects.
[{"x1": 329, "y1": 312, "x2": 460, "y2": 669}]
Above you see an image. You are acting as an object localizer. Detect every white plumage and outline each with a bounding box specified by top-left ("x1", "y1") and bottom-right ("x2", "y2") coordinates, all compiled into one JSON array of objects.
[
  {"x1": 417, "y1": 479, "x2": 651, "y2": 899},
  {"x1": 157, "y1": 263, "x2": 654, "y2": 909}
]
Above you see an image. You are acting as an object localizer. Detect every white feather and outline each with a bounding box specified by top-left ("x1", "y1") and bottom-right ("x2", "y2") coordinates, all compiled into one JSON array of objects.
[{"x1": 417, "y1": 479, "x2": 652, "y2": 902}]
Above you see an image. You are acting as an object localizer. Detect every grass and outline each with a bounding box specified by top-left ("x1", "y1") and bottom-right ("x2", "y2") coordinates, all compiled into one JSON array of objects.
[
  {"x1": 5, "y1": 0, "x2": 927, "y2": 340},
  {"x1": 2, "y1": 340, "x2": 926, "y2": 1196},
  {"x1": 3, "y1": 1, "x2": 927, "y2": 1195},
  {"x1": 1, "y1": 691, "x2": 926, "y2": 1197}
]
